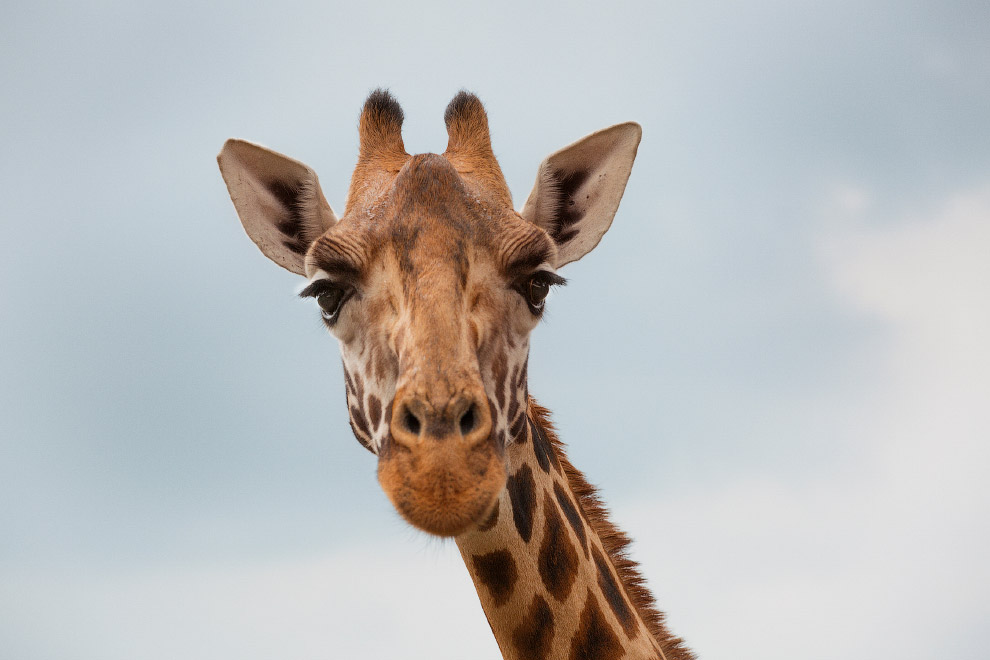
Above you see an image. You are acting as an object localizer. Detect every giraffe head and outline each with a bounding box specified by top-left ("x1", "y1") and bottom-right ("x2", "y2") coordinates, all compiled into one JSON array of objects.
[{"x1": 219, "y1": 90, "x2": 640, "y2": 537}]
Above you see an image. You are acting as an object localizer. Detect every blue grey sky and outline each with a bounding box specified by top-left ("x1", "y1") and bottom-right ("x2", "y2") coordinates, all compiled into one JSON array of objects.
[{"x1": 2, "y1": 1, "x2": 988, "y2": 658}]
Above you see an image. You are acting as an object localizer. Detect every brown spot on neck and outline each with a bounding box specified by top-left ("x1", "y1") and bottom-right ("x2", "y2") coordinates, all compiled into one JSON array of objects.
[
  {"x1": 471, "y1": 550, "x2": 518, "y2": 607},
  {"x1": 505, "y1": 464, "x2": 536, "y2": 543},
  {"x1": 593, "y1": 545, "x2": 638, "y2": 639},
  {"x1": 511, "y1": 594, "x2": 554, "y2": 660},
  {"x1": 528, "y1": 402, "x2": 696, "y2": 660},
  {"x1": 538, "y1": 491, "x2": 579, "y2": 602},
  {"x1": 569, "y1": 590, "x2": 623, "y2": 660},
  {"x1": 554, "y1": 481, "x2": 589, "y2": 558}
]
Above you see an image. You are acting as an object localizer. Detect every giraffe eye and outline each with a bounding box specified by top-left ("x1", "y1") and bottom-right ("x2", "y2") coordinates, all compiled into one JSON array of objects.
[
  {"x1": 317, "y1": 287, "x2": 346, "y2": 320},
  {"x1": 520, "y1": 271, "x2": 566, "y2": 315},
  {"x1": 528, "y1": 277, "x2": 550, "y2": 308},
  {"x1": 299, "y1": 280, "x2": 353, "y2": 325}
]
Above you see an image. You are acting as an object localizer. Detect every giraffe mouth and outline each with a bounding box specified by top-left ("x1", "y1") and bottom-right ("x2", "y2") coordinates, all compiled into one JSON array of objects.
[{"x1": 377, "y1": 438, "x2": 506, "y2": 537}]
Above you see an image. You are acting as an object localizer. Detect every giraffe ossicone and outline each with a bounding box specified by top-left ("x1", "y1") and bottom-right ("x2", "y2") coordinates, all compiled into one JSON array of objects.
[{"x1": 218, "y1": 90, "x2": 693, "y2": 660}]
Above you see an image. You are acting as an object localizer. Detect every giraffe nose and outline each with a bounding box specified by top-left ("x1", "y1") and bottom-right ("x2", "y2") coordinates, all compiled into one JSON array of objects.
[{"x1": 390, "y1": 388, "x2": 492, "y2": 448}]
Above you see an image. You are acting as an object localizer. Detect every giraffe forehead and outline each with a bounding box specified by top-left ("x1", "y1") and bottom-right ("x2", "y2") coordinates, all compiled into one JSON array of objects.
[
  {"x1": 309, "y1": 154, "x2": 552, "y2": 285},
  {"x1": 382, "y1": 154, "x2": 504, "y2": 266}
]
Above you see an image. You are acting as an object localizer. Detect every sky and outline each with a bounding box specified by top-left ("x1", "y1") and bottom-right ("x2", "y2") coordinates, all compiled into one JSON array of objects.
[{"x1": 1, "y1": 1, "x2": 988, "y2": 658}]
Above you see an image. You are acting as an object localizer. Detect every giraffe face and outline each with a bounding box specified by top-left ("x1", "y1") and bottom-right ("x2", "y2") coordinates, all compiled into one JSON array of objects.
[
  {"x1": 302, "y1": 154, "x2": 560, "y2": 536},
  {"x1": 218, "y1": 90, "x2": 641, "y2": 538}
]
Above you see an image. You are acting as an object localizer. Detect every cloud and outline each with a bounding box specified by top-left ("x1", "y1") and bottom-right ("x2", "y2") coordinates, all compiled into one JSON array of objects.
[
  {"x1": 616, "y1": 183, "x2": 990, "y2": 660},
  {"x1": 2, "y1": 542, "x2": 499, "y2": 660}
]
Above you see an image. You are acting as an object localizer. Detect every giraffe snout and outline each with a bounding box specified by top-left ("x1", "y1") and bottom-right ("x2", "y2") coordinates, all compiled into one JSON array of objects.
[{"x1": 390, "y1": 387, "x2": 492, "y2": 448}]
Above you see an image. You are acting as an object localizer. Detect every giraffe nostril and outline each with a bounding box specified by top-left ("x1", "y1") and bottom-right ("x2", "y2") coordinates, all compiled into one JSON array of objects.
[
  {"x1": 458, "y1": 403, "x2": 477, "y2": 436},
  {"x1": 402, "y1": 408, "x2": 422, "y2": 436}
]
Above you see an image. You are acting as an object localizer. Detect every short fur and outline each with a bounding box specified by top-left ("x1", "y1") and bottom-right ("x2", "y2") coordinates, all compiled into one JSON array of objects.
[
  {"x1": 442, "y1": 90, "x2": 512, "y2": 206},
  {"x1": 530, "y1": 401, "x2": 696, "y2": 660},
  {"x1": 218, "y1": 90, "x2": 685, "y2": 660}
]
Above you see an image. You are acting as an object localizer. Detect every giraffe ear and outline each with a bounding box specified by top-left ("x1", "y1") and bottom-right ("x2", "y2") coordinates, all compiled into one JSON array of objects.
[
  {"x1": 520, "y1": 122, "x2": 642, "y2": 267},
  {"x1": 218, "y1": 139, "x2": 338, "y2": 276}
]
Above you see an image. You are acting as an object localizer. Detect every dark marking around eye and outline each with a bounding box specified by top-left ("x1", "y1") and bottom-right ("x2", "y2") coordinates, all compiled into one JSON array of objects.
[
  {"x1": 506, "y1": 246, "x2": 554, "y2": 277},
  {"x1": 512, "y1": 594, "x2": 554, "y2": 660},
  {"x1": 506, "y1": 464, "x2": 536, "y2": 543},
  {"x1": 539, "y1": 492, "x2": 579, "y2": 602},
  {"x1": 311, "y1": 253, "x2": 363, "y2": 284}
]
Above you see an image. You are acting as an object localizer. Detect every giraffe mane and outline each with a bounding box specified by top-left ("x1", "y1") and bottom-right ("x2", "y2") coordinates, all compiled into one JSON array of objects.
[{"x1": 528, "y1": 399, "x2": 697, "y2": 660}]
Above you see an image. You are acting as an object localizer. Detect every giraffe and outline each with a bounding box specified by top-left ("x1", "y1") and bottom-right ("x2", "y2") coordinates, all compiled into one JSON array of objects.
[{"x1": 218, "y1": 90, "x2": 694, "y2": 660}]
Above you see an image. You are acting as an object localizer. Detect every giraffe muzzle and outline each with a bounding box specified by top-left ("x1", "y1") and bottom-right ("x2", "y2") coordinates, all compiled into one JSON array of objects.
[{"x1": 378, "y1": 384, "x2": 504, "y2": 537}]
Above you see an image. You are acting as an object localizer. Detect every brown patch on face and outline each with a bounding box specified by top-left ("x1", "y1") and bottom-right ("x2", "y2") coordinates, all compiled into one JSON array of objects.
[
  {"x1": 506, "y1": 394, "x2": 520, "y2": 429},
  {"x1": 349, "y1": 416, "x2": 373, "y2": 452},
  {"x1": 471, "y1": 550, "x2": 517, "y2": 607},
  {"x1": 511, "y1": 594, "x2": 554, "y2": 660},
  {"x1": 487, "y1": 397, "x2": 499, "y2": 430},
  {"x1": 506, "y1": 464, "x2": 536, "y2": 543},
  {"x1": 538, "y1": 491, "x2": 579, "y2": 602},
  {"x1": 592, "y1": 545, "x2": 637, "y2": 639},
  {"x1": 343, "y1": 368, "x2": 356, "y2": 396},
  {"x1": 367, "y1": 395, "x2": 382, "y2": 432},
  {"x1": 352, "y1": 372, "x2": 365, "y2": 402},
  {"x1": 516, "y1": 360, "x2": 528, "y2": 391},
  {"x1": 554, "y1": 481, "x2": 589, "y2": 558},
  {"x1": 492, "y1": 348, "x2": 508, "y2": 410},
  {"x1": 569, "y1": 590, "x2": 623, "y2": 660},
  {"x1": 349, "y1": 404, "x2": 371, "y2": 439},
  {"x1": 382, "y1": 401, "x2": 393, "y2": 438}
]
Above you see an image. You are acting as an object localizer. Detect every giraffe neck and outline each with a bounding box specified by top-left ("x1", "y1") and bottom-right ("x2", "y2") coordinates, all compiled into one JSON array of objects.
[{"x1": 455, "y1": 400, "x2": 693, "y2": 660}]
